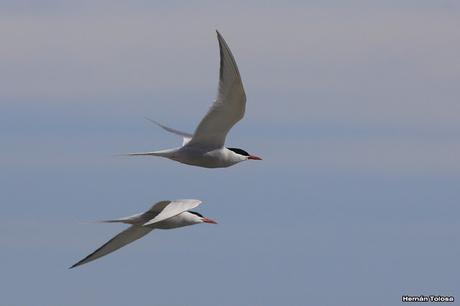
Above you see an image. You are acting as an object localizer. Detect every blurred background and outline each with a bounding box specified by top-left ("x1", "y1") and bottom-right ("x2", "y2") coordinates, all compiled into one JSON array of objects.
[{"x1": 1, "y1": 1, "x2": 459, "y2": 305}]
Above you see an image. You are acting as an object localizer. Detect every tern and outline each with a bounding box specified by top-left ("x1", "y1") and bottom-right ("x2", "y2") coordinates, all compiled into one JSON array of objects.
[
  {"x1": 128, "y1": 31, "x2": 262, "y2": 168},
  {"x1": 70, "y1": 199, "x2": 216, "y2": 268}
]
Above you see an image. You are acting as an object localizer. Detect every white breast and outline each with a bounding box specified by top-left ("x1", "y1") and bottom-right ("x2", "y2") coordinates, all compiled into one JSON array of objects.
[{"x1": 151, "y1": 212, "x2": 200, "y2": 229}]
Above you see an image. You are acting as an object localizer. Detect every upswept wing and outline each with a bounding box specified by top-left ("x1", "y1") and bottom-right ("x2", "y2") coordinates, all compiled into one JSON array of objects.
[
  {"x1": 70, "y1": 225, "x2": 152, "y2": 268},
  {"x1": 186, "y1": 31, "x2": 246, "y2": 149},
  {"x1": 145, "y1": 118, "x2": 192, "y2": 146},
  {"x1": 143, "y1": 199, "x2": 202, "y2": 226},
  {"x1": 100, "y1": 201, "x2": 172, "y2": 225}
]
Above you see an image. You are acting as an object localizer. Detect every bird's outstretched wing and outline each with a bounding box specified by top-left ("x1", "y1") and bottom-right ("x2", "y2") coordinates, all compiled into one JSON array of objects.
[
  {"x1": 145, "y1": 117, "x2": 192, "y2": 146},
  {"x1": 186, "y1": 31, "x2": 246, "y2": 149},
  {"x1": 70, "y1": 225, "x2": 153, "y2": 268},
  {"x1": 99, "y1": 201, "x2": 172, "y2": 225},
  {"x1": 143, "y1": 199, "x2": 202, "y2": 226}
]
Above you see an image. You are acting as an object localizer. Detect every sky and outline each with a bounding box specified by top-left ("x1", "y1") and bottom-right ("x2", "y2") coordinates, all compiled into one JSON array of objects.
[{"x1": 1, "y1": 1, "x2": 459, "y2": 305}]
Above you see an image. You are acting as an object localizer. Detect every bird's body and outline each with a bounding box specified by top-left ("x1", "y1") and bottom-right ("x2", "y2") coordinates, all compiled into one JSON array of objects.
[
  {"x1": 153, "y1": 211, "x2": 205, "y2": 229},
  {"x1": 140, "y1": 146, "x2": 247, "y2": 168},
  {"x1": 128, "y1": 31, "x2": 261, "y2": 168},
  {"x1": 70, "y1": 199, "x2": 216, "y2": 268}
]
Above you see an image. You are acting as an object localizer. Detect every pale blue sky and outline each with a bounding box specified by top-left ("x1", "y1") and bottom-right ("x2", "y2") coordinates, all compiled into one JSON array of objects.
[{"x1": 1, "y1": 1, "x2": 459, "y2": 305}]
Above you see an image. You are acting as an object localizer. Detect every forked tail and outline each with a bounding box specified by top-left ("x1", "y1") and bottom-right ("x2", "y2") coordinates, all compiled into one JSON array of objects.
[{"x1": 125, "y1": 148, "x2": 178, "y2": 158}]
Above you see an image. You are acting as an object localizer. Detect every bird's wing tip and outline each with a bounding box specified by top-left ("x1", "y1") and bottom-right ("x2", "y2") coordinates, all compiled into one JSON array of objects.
[
  {"x1": 143, "y1": 117, "x2": 160, "y2": 125},
  {"x1": 112, "y1": 153, "x2": 131, "y2": 158},
  {"x1": 176, "y1": 199, "x2": 202, "y2": 205}
]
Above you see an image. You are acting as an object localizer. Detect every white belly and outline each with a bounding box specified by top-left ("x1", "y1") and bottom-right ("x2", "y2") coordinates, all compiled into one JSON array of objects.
[
  {"x1": 173, "y1": 147, "x2": 241, "y2": 168},
  {"x1": 152, "y1": 212, "x2": 196, "y2": 229}
]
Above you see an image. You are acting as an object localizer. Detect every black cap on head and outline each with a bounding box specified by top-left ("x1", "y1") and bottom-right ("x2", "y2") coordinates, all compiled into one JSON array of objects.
[
  {"x1": 189, "y1": 211, "x2": 204, "y2": 218},
  {"x1": 227, "y1": 147, "x2": 250, "y2": 157}
]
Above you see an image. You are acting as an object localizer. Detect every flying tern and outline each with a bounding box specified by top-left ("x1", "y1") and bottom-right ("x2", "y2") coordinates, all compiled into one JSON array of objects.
[
  {"x1": 70, "y1": 199, "x2": 216, "y2": 268},
  {"x1": 128, "y1": 31, "x2": 262, "y2": 168}
]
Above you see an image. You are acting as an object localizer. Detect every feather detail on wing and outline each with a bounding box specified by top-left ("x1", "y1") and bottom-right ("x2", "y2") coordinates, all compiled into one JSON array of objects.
[
  {"x1": 99, "y1": 201, "x2": 172, "y2": 225},
  {"x1": 143, "y1": 199, "x2": 202, "y2": 226},
  {"x1": 144, "y1": 117, "x2": 192, "y2": 146},
  {"x1": 70, "y1": 226, "x2": 153, "y2": 268},
  {"x1": 187, "y1": 31, "x2": 246, "y2": 149}
]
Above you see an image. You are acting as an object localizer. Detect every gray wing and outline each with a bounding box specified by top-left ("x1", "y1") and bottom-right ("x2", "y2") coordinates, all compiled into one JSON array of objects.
[
  {"x1": 70, "y1": 225, "x2": 153, "y2": 268},
  {"x1": 145, "y1": 117, "x2": 192, "y2": 146},
  {"x1": 143, "y1": 199, "x2": 202, "y2": 226},
  {"x1": 186, "y1": 31, "x2": 246, "y2": 149},
  {"x1": 99, "y1": 200, "x2": 172, "y2": 225}
]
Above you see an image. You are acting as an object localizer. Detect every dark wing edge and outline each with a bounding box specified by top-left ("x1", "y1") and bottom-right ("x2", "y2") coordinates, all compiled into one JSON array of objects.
[{"x1": 69, "y1": 226, "x2": 152, "y2": 269}]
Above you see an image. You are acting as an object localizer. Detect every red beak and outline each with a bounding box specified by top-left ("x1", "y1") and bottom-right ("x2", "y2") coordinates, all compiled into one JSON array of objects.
[
  {"x1": 202, "y1": 217, "x2": 218, "y2": 224},
  {"x1": 248, "y1": 155, "x2": 262, "y2": 160}
]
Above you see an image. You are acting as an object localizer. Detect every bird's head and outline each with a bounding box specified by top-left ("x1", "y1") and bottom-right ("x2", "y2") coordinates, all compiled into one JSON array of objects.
[
  {"x1": 188, "y1": 211, "x2": 218, "y2": 224},
  {"x1": 227, "y1": 147, "x2": 262, "y2": 162}
]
